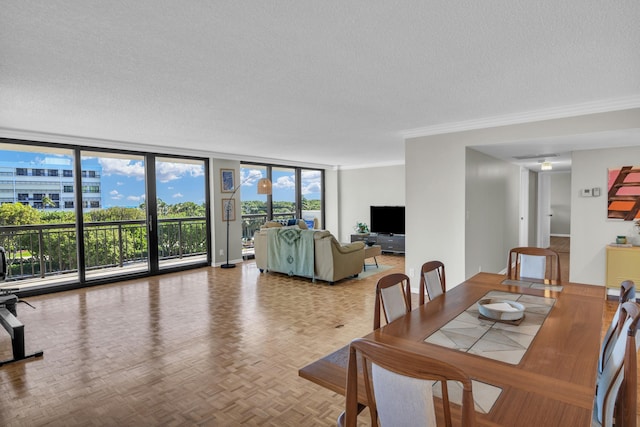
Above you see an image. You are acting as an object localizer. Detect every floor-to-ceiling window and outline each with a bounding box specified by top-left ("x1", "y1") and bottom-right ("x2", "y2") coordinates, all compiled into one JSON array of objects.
[
  {"x1": 155, "y1": 157, "x2": 207, "y2": 270},
  {"x1": 0, "y1": 139, "x2": 210, "y2": 294},
  {"x1": 80, "y1": 151, "x2": 149, "y2": 280},
  {"x1": 300, "y1": 168, "x2": 323, "y2": 229},
  {"x1": 272, "y1": 166, "x2": 297, "y2": 222},
  {"x1": 240, "y1": 163, "x2": 324, "y2": 232},
  {"x1": 0, "y1": 142, "x2": 78, "y2": 284}
]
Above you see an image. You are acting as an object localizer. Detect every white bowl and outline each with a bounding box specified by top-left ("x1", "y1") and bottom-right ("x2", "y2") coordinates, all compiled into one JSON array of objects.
[{"x1": 477, "y1": 299, "x2": 525, "y2": 321}]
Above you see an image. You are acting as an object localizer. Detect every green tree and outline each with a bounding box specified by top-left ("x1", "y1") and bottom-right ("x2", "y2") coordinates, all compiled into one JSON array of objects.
[
  {"x1": 41, "y1": 196, "x2": 55, "y2": 210},
  {"x1": 167, "y1": 201, "x2": 205, "y2": 217},
  {"x1": 0, "y1": 203, "x2": 41, "y2": 225},
  {"x1": 85, "y1": 206, "x2": 145, "y2": 222},
  {"x1": 41, "y1": 211, "x2": 76, "y2": 224}
]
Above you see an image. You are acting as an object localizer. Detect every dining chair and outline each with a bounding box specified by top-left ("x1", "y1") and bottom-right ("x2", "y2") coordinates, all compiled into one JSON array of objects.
[
  {"x1": 373, "y1": 273, "x2": 411, "y2": 330},
  {"x1": 507, "y1": 247, "x2": 561, "y2": 282},
  {"x1": 419, "y1": 260, "x2": 446, "y2": 305},
  {"x1": 598, "y1": 280, "x2": 636, "y2": 375},
  {"x1": 594, "y1": 301, "x2": 639, "y2": 427},
  {"x1": 337, "y1": 338, "x2": 476, "y2": 427}
]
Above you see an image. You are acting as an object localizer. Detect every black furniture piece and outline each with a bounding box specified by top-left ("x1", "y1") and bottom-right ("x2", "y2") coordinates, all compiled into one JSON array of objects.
[{"x1": 0, "y1": 246, "x2": 43, "y2": 366}]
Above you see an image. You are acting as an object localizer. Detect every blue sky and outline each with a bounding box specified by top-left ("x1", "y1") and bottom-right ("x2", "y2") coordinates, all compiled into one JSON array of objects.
[
  {"x1": 0, "y1": 149, "x2": 206, "y2": 208},
  {"x1": 239, "y1": 167, "x2": 321, "y2": 202},
  {"x1": 0, "y1": 148, "x2": 321, "y2": 208}
]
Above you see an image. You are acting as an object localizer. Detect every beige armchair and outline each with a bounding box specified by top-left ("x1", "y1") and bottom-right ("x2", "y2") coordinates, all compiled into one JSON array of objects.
[{"x1": 254, "y1": 228, "x2": 365, "y2": 284}]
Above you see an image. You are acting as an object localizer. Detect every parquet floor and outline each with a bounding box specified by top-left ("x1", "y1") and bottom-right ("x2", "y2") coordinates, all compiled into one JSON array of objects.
[{"x1": 0, "y1": 248, "x2": 635, "y2": 426}]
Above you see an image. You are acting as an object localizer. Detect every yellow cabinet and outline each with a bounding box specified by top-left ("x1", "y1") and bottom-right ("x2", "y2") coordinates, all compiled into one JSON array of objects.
[{"x1": 606, "y1": 245, "x2": 640, "y2": 290}]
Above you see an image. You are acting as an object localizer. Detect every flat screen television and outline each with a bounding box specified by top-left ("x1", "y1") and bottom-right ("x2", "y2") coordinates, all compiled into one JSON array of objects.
[{"x1": 370, "y1": 206, "x2": 405, "y2": 235}]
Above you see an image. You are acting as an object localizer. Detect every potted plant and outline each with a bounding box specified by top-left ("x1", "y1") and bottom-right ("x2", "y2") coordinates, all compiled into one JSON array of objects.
[{"x1": 355, "y1": 222, "x2": 369, "y2": 234}]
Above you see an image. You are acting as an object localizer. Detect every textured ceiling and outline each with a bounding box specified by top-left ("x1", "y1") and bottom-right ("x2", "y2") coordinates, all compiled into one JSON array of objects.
[{"x1": 1, "y1": 1, "x2": 639, "y2": 169}]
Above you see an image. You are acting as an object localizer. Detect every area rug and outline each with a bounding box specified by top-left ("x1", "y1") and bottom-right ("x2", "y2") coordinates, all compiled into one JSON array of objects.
[{"x1": 355, "y1": 264, "x2": 393, "y2": 280}]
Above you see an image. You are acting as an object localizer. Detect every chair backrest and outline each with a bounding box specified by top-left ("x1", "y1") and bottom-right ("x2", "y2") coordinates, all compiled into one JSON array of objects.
[
  {"x1": 594, "y1": 301, "x2": 639, "y2": 427},
  {"x1": 374, "y1": 273, "x2": 411, "y2": 330},
  {"x1": 419, "y1": 261, "x2": 446, "y2": 305},
  {"x1": 507, "y1": 247, "x2": 561, "y2": 282},
  {"x1": 0, "y1": 246, "x2": 6, "y2": 281},
  {"x1": 599, "y1": 280, "x2": 636, "y2": 374},
  {"x1": 338, "y1": 338, "x2": 476, "y2": 427}
]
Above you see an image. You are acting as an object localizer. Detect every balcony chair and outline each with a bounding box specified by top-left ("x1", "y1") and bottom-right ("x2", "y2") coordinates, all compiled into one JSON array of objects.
[
  {"x1": 419, "y1": 260, "x2": 446, "y2": 305},
  {"x1": 373, "y1": 273, "x2": 411, "y2": 330},
  {"x1": 337, "y1": 338, "x2": 476, "y2": 427},
  {"x1": 507, "y1": 247, "x2": 561, "y2": 282}
]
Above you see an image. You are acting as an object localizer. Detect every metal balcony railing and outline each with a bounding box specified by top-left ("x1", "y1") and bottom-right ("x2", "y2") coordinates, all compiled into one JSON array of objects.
[{"x1": 0, "y1": 217, "x2": 207, "y2": 282}]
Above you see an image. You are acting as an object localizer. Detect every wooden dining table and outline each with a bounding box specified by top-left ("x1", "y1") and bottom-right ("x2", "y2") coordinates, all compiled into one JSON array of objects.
[{"x1": 299, "y1": 272, "x2": 606, "y2": 426}]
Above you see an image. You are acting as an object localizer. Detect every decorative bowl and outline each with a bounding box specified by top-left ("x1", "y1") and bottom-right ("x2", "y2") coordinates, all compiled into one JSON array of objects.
[{"x1": 477, "y1": 299, "x2": 525, "y2": 321}]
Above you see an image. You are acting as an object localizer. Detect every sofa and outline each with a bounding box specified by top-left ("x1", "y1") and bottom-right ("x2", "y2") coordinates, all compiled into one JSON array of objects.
[{"x1": 254, "y1": 225, "x2": 365, "y2": 284}]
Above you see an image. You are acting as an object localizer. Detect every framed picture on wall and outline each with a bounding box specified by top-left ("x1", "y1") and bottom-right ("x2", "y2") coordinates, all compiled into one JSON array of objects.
[
  {"x1": 221, "y1": 169, "x2": 235, "y2": 193},
  {"x1": 222, "y1": 198, "x2": 235, "y2": 221},
  {"x1": 608, "y1": 165, "x2": 640, "y2": 220}
]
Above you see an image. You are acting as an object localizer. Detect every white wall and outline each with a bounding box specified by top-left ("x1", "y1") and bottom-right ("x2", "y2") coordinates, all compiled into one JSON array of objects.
[
  {"x1": 405, "y1": 108, "x2": 640, "y2": 288},
  {"x1": 571, "y1": 146, "x2": 640, "y2": 284},
  {"x1": 549, "y1": 171, "x2": 571, "y2": 235},
  {"x1": 337, "y1": 165, "x2": 405, "y2": 243},
  {"x1": 465, "y1": 148, "x2": 521, "y2": 277}
]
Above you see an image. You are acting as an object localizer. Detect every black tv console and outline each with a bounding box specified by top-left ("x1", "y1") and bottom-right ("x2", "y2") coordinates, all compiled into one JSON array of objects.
[{"x1": 350, "y1": 233, "x2": 405, "y2": 254}]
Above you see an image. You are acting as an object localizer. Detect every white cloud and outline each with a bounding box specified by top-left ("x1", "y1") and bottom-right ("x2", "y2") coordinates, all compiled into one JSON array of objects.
[
  {"x1": 301, "y1": 170, "x2": 322, "y2": 195},
  {"x1": 239, "y1": 169, "x2": 264, "y2": 187},
  {"x1": 156, "y1": 162, "x2": 204, "y2": 183},
  {"x1": 127, "y1": 195, "x2": 142, "y2": 202},
  {"x1": 274, "y1": 175, "x2": 295, "y2": 189},
  {"x1": 109, "y1": 189, "x2": 123, "y2": 200},
  {"x1": 99, "y1": 158, "x2": 145, "y2": 180},
  {"x1": 172, "y1": 193, "x2": 184, "y2": 198}
]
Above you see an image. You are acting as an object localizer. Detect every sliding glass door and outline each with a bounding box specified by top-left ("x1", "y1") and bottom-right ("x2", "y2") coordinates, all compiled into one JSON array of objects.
[
  {"x1": 155, "y1": 157, "x2": 207, "y2": 270},
  {"x1": 0, "y1": 139, "x2": 210, "y2": 293},
  {"x1": 80, "y1": 151, "x2": 149, "y2": 280},
  {"x1": 0, "y1": 142, "x2": 78, "y2": 284}
]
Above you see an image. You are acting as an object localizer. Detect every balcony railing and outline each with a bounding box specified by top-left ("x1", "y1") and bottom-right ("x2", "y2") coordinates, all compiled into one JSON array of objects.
[
  {"x1": 0, "y1": 217, "x2": 207, "y2": 283},
  {"x1": 241, "y1": 213, "x2": 296, "y2": 239}
]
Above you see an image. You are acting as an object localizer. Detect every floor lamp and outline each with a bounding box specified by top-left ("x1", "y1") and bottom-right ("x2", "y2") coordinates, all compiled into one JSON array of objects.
[{"x1": 221, "y1": 177, "x2": 272, "y2": 268}]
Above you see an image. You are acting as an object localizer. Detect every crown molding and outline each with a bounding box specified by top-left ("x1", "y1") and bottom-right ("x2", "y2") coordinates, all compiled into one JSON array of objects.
[
  {"x1": 402, "y1": 96, "x2": 640, "y2": 139},
  {"x1": 338, "y1": 159, "x2": 405, "y2": 171}
]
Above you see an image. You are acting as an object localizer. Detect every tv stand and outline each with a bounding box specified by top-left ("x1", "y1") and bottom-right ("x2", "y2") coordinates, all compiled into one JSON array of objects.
[{"x1": 351, "y1": 233, "x2": 405, "y2": 254}]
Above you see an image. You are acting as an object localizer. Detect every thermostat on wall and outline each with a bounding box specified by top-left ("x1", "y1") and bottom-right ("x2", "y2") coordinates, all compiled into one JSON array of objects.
[{"x1": 581, "y1": 188, "x2": 592, "y2": 197}]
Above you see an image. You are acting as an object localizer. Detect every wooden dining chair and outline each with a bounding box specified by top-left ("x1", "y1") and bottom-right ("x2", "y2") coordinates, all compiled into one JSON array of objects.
[
  {"x1": 594, "y1": 301, "x2": 640, "y2": 427},
  {"x1": 507, "y1": 247, "x2": 561, "y2": 282},
  {"x1": 337, "y1": 338, "x2": 476, "y2": 427},
  {"x1": 373, "y1": 273, "x2": 411, "y2": 330},
  {"x1": 598, "y1": 280, "x2": 636, "y2": 375},
  {"x1": 419, "y1": 260, "x2": 446, "y2": 305}
]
